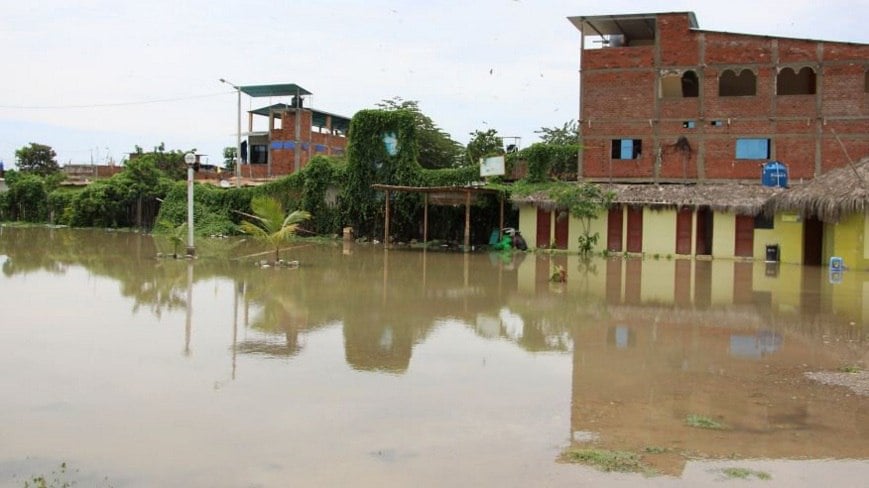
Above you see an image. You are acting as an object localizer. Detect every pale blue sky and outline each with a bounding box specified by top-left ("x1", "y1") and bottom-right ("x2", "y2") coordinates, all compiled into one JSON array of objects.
[{"x1": 1, "y1": 0, "x2": 866, "y2": 167}]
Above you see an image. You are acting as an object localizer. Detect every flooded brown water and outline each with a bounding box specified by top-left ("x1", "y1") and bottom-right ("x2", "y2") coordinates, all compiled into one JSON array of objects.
[{"x1": 0, "y1": 227, "x2": 866, "y2": 487}]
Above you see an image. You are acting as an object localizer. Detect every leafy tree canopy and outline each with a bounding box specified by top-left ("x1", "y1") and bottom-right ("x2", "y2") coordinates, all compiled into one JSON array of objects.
[
  {"x1": 466, "y1": 128, "x2": 503, "y2": 166},
  {"x1": 535, "y1": 120, "x2": 580, "y2": 146},
  {"x1": 127, "y1": 143, "x2": 193, "y2": 180},
  {"x1": 376, "y1": 97, "x2": 463, "y2": 169},
  {"x1": 15, "y1": 142, "x2": 60, "y2": 176},
  {"x1": 223, "y1": 147, "x2": 237, "y2": 172}
]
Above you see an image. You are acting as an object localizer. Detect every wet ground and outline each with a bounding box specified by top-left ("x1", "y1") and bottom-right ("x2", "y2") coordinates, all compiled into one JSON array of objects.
[{"x1": 0, "y1": 227, "x2": 866, "y2": 487}]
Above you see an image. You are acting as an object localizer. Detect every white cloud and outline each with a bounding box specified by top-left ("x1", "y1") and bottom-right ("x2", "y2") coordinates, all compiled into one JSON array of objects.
[{"x1": 1, "y1": 0, "x2": 865, "y2": 166}]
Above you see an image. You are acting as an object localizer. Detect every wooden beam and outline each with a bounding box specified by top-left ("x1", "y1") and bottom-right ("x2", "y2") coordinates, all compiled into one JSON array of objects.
[
  {"x1": 464, "y1": 190, "x2": 471, "y2": 251},
  {"x1": 499, "y1": 191, "x2": 505, "y2": 239},
  {"x1": 423, "y1": 193, "x2": 429, "y2": 244}
]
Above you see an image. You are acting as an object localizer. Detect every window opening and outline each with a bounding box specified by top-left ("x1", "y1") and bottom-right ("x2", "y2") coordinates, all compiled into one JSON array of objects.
[
  {"x1": 719, "y1": 69, "x2": 756, "y2": 96},
  {"x1": 682, "y1": 120, "x2": 696, "y2": 129},
  {"x1": 735, "y1": 138, "x2": 770, "y2": 159},
  {"x1": 754, "y1": 214, "x2": 774, "y2": 229},
  {"x1": 611, "y1": 139, "x2": 642, "y2": 160},
  {"x1": 681, "y1": 70, "x2": 699, "y2": 97},
  {"x1": 777, "y1": 67, "x2": 816, "y2": 95},
  {"x1": 660, "y1": 70, "x2": 699, "y2": 98}
]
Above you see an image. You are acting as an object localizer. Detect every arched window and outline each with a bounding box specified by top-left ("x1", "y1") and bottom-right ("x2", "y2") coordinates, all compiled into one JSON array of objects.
[
  {"x1": 681, "y1": 70, "x2": 699, "y2": 97},
  {"x1": 777, "y1": 66, "x2": 816, "y2": 95},
  {"x1": 719, "y1": 68, "x2": 756, "y2": 96}
]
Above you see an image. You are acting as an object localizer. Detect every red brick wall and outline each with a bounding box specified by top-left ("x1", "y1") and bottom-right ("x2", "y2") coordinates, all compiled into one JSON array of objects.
[{"x1": 579, "y1": 12, "x2": 869, "y2": 182}]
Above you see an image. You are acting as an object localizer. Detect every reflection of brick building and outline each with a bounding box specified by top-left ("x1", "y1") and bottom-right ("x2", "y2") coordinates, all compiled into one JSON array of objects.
[
  {"x1": 237, "y1": 84, "x2": 350, "y2": 179},
  {"x1": 568, "y1": 12, "x2": 869, "y2": 182}
]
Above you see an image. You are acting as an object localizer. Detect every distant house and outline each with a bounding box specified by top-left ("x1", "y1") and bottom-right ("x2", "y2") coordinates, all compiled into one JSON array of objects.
[
  {"x1": 234, "y1": 84, "x2": 351, "y2": 179},
  {"x1": 516, "y1": 11, "x2": 869, "y2": 262}
]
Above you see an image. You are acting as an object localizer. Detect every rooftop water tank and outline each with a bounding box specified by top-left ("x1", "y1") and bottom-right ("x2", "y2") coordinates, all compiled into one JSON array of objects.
[{"x1": 762, "y1": 161, "x2": 789, "y2": 188}]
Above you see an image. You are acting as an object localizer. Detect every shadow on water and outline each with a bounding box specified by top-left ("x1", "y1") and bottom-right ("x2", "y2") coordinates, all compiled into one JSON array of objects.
[{"x1": 1, "y1": 227, "x2": 867, "y2": 482}]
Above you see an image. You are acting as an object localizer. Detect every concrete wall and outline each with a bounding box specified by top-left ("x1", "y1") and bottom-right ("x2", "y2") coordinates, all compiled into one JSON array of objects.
[
  {"x1": 642, "y1": 208, "x2": 677, "y2": 256},
  {"x1": 754, "y1": 213, "x2": 804, "y2": 264},
  {"x1": 712, "y1": 213, "x2": 736, "y2": 258}
]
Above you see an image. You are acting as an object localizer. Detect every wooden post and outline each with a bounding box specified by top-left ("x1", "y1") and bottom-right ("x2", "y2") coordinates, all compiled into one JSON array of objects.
[
  {"x1": 384, "y1": 190, "x2": 391, "y2": 246},
  {"x1": 463, "y1": 190, "x2": 471, "y2": 251},
  {"x1": 423, "y1": 193, "x2": 429, "y2": 245},
  {"x1": 499, "y1": 191, "x2": 505, "y2": 239}
]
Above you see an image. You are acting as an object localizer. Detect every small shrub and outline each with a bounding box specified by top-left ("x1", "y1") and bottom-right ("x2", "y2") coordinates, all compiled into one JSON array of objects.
[{"x1": 685, "y1": 414, "x2": 729, "y2": 430}]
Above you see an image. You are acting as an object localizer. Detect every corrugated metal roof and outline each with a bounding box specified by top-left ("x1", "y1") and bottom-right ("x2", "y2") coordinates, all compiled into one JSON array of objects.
[{"x1": 239, "y1": 83, "x2": 311, "y2": 97}]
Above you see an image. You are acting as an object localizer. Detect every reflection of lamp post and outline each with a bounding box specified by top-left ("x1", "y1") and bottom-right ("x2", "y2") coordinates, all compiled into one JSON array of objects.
[
  {"x1": 184, "y1": 152, "x2": 196, "y2": 256},
  {"x1": 219, "y1": 78, "x2": 242, "y2": 188}
]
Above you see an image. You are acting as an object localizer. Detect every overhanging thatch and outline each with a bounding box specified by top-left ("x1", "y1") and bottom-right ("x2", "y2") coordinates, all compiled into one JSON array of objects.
[
  {"x1": 512, "y1": 182, "x2": 783, "y2": 216},
  {"x1": 765, "y1": 157, "x2": 869, "y2": 222}
]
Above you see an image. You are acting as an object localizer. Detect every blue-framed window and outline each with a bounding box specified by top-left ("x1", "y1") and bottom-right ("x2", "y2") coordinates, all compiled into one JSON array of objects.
[
  {"x1": 735, "y1": 138, "x2": 770, "y2": 160},
  {"x1": 611, "y1": 139, "x2": 642, "y2": 160}
]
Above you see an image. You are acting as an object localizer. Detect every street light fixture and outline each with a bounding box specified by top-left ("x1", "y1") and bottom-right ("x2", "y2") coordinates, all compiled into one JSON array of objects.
[
  {"x1": 219, "y1": 78, "x2": 242, "y2": 189},
  {"x1": 184, "y1": 151, "x2": 196, "y2": 256}
]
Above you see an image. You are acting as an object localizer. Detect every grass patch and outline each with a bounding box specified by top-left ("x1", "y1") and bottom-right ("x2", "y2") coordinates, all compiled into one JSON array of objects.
[
  {"x1": 839, "y1": 365, "x2": 861, "y2": 373},
  {"x1": 721, "y1": 467, "x2": 772, "y2": 480},
  {"x1": 685, "y1": 414, "x2": 729, "y2": 430},
  {"x1": 561, "y1": 448, "x2": 652, "y2": 474}
]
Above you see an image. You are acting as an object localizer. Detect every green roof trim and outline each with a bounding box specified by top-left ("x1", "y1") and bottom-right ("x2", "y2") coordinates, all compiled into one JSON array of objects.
[{"x1": 239, "y1": 83, "x2": 311, "y2": 97}]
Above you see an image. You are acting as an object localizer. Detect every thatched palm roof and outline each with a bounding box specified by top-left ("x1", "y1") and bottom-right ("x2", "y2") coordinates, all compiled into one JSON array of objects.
[
  {"x1": 765, "y1": 157, "x2": 869, "y2": 222},
  {"x1": 512, "y1": 182, "x2": 783, "y2": 216}
]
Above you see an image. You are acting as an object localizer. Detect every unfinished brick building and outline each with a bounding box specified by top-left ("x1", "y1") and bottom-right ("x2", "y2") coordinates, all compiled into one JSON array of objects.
[
  {"x1": 568, "y1": 12, "x2": 869, "y2": 182},
  {"x1": 237, "y1": 84, "x2": 350, "y2": 179},
  {"x1": 518, "y1": 13, "x2": 868, "y2": 262}
]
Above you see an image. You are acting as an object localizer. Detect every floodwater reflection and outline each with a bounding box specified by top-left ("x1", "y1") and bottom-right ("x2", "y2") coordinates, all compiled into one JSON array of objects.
[{"x1": 0, "y1": 227, "x2": 866, "y2": 486}]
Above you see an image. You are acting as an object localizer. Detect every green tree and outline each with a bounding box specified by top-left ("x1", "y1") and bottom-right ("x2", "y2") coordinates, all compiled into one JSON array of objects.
[
  {"x1": 15, "y1": 143, "x2": 60, "y2": 176},
  {"x1": 535, "y1": 120, "x2": 580, "y2": 146},
  {"x1": 5, "y1": 173, "x2": 48, "y2": 221},
  {"x1": 223, "y1": 146, "x2": 237, "y2": 172},
  {"x1": 466, "y1": 128, "x2": 503, "y2": 166},
  {"x1": 376, "y1": 97, "x2": 463, "y2": 169},
  {"x1": 239, "y1": 195, "x2": 311, "y2": 263},
  {"x1": 127, "y1": 144, "x2": 190, "y2": 180},
  {"x1": 550, "y1": 182, "x2": 614, "y2": 257}
]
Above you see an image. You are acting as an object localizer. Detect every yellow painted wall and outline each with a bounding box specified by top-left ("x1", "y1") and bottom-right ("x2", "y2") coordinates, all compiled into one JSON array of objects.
[
  {"x1": 642, "y1": 209, "x2": 676, "y2": 256},
  {"x1": 518, "y1": 205, "x2": 538, "y2": 250},
  {"x1": 713, "y1": 213, "x2": 736, "y2": 259},
  {"x1": 829, "y1": 212, "x2": 869, "y2": 270},
  {"x1": 753, "y1": 213, "x2": 804, "y2": 265},
  {"x1": 567, "y1": 209, "x2": 609, "y2": 254}
]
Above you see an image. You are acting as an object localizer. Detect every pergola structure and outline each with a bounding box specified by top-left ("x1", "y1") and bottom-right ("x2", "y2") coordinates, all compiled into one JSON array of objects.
[{"x1": 371, "y1": 184, "x2": 506, "y2": 251}]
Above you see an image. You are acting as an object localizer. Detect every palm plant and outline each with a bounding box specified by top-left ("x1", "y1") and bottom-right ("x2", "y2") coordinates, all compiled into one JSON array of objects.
[
  {"x1": 154, "y1": 219, "x2": 187, "y2": 258},
  {"x1": 239, "y1": 196, "x2": 311, "y2": 263}
]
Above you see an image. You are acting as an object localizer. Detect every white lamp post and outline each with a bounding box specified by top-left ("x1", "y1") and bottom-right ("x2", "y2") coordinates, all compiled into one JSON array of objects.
[
  {"x1": 184, "y1": 152, "x2": 196, "y2": 256},
  {"x1": 219, "y1": 78, "x2": 242, "y2": 189}
]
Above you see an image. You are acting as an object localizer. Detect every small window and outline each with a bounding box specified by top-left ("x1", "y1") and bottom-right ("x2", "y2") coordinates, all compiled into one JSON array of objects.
[
  {"x1": 777, "y1": 67, "x2": 816, "y2": 95},
  {"x1": 682, "y1": 120, "x2": 696, "y2": 129},
  {"x1": 273, "y1": 114, "x2": 282, "y2": 130},
  {"x1": 735, "y1": 138, "x2": 770, "y2": 160},
  {"x1": 251, "y1": 144, "x2": 268, "y2": 164},
  {"x1": 719, "y1": 68, "x2": 757, "y2": 96},
  {"x1": 711, "y1": 120, "x2": 724, "y2": 127},
  {"x1": 611, "y1": 139, "x2": 642, "y2": 160},
  {"x1": 754, "y1": 214, "x2": 774, "y2": 229}
]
